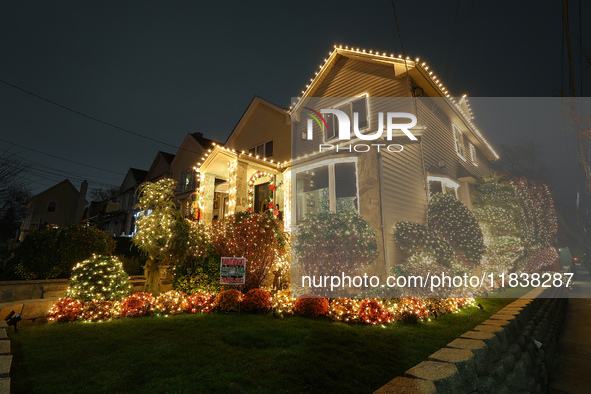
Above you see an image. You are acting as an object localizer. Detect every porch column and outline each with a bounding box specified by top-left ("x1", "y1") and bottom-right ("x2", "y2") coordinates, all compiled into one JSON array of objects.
[
  {"x1": 200, "y1": 172, "x2": 215, "y2": 223},
  {"x1": 234, "y1": 161, "x2": 248, "y2": 212}
]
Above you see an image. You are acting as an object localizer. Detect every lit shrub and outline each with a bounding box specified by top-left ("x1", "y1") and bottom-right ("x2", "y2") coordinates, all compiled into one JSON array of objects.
[
  {"x1": 394, "y1": 221, "x2": 454, "y2": 266},
  {"x1": 294, "y1": 294, "x2": 329, "y2": 318},
  {"x1": 80, "y1": 300, "x2": 117, "y2": 322},
  {"x1": 154, "y1": 290, "x2": 187, "y2": 314},
  {"x1": 358, "y1": 299, "x2": 392, "y2": 325},
  {"x1": 328, "y1": 298, "x2": 360, "y2": 323},
  {"x1": 272, "y1": 290, "x2": 296, "y2": 316},
  {"x1": 397, "y1": 310, "x2": 419, "y2": 324},
  {"x1": 119, "y1": 292, "x2": 154, "y2": 318},
  {"x1": 185, "y1": 292, "x2": 216, "y2": 314},
  {"x1": 67, "y1": 255, "x2": 132, "y2": 302},
  {"x1": 213, "y1": 289, "x2": 244, "y2": 312},
  {"x1": 242, "y1": 289, "x2": 272, "y2": 313},
  {"x1": 391, "y1": 298, "x2": 428, "y2": 321},
  {"x1": 47, "y1": 297, "x2": 83, "y2": 323}
]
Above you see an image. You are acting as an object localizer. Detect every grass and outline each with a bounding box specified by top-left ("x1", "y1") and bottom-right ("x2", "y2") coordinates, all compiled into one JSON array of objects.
[{"x1": 10, "y1": 298, "x2": 514, "y2": 394}]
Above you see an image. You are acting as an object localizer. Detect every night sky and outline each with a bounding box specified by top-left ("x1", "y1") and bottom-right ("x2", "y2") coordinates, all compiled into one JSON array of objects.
[{"x1": 1, "y1": 1, "x2": 589, "y2": 204}]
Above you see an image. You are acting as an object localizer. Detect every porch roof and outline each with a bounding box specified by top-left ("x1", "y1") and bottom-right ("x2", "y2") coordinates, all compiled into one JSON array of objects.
[{"x1": 197, "y1": 145, "x2": 284, "y2": 180}]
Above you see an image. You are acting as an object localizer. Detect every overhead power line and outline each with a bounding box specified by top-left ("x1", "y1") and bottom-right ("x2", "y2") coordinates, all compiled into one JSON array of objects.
[
  {"x1": 0, "y1": 78, "x2": 182, "y2": 150},
  {"x1": 0, "y1": 137, "x2": 125, "y2": 175}
]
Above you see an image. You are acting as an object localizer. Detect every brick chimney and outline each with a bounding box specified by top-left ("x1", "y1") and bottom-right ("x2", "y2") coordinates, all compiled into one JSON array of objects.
[{"x1": 76, "y1": 180, "x2": 88, "y2": 221}]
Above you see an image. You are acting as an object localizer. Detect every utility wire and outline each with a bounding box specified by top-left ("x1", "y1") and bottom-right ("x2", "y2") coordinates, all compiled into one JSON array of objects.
[
  {"x1": 0, "y1": 78, "x2": 183, "y2": 151},
  {"x1": 0, "y1": 138, "x2": 125, "y2": 175}
]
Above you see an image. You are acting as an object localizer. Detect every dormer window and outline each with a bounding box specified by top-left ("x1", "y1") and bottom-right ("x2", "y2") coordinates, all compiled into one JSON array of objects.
[{"x1": 469, "y1": 143, "x2": 478, "y2": 166}]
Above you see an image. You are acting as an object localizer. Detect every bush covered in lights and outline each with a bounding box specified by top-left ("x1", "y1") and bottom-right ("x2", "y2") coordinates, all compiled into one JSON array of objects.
[
  {"x1": 185, "y1": 292, "x2": 216, "y2": 314},
  {"x1": 394, "y1": 221, "x2": 454, "y2": 266},
  {"x1": 358, "y1": 299, "x2": 392, "y2": 325},
  {"x1": 119, "y1": 292, "x2": 155, "y2": 318},
  {"x1": 154, "y1": 290, "x2": 187, "y2": 314},
  {"x1": 428, "y1": 193, "x2": 485, "y2": 268},
  {"x1": 294, "y1": 295, "x2": 329, "y2": 318},
  {"x1": 213, "y1": 289, "x2": 244, "y2": 312},
  {"x1": 66, "y1": 255, "x2": 131, "y2": 302},
  {"x1": 271, "y1": 289, "x2": 296, "y2": 316},
  {"x1": 80, "y1": 300, "x2": 117, "y2": 322},
  {"x1": 242, "y1": 289, "x2": 272, "y2": 313},
  {"x1": 47, "y1": 297, "x2": 83, "y2": 323},
  {"x1": 328, "y1": 298, "x2": 360, "y2": 323},
  {"x1": 8, "y1": 223, "x2": 115, "y2": 280},
  {"x1": 293, "y1": 210, "x2": 378, "y2": 293}
]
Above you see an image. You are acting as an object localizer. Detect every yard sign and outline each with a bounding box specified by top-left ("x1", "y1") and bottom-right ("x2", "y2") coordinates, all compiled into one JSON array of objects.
[{"x1": 220, "y1": 257, "x2": 246, "y2": 285}]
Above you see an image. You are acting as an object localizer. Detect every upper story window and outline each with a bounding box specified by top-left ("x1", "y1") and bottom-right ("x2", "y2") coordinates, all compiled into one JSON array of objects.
[
  {"x1": 452, "y1": 124, "x2": 466, "y2": 160},
  {"x1": 180, "y1": 169, "x2": 195, "y2": 192},
  {"x1": 47, "y1": 201, "x2": 58, "y2": 213},
  {"x1": 325, "y1": 96, "x2": 369, "y2": 141},
  {"x1": 249, "y1": 140, "x2": 274, "y2": 158},
  {"x1": 469, "y1": 143, "x2": 478, "y2": 166}
]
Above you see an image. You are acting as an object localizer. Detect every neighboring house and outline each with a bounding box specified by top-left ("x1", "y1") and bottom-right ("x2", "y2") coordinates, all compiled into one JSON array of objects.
[
  {"x1": 117, "y1": 167, "x2": 148, "y2": 236},
  {"x1": 145, "y1": 151, "x2": 175, "y2": 183},
  {"x1": 18, "y1": 179, "x2": 88, "y2": 240},
  {"x1": 85, "y1": 200, "x2": 122, "y2": 236},
  {"x1": 195, "y1": 46, "x2": 499, "y2": 279},
  {"x1": 170, "y1": 132, "x2": 220, "y2": 220}
]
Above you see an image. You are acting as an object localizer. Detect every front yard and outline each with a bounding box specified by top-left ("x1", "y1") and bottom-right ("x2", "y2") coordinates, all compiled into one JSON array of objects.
[{"x1": 10, "y1": 297, "x2": 513, "y2": 393}]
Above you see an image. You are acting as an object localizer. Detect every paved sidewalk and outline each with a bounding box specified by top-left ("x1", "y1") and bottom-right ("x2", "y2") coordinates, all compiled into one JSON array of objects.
[{"x1": 547, "y1": 267, "x2": 591, "y2": 394}]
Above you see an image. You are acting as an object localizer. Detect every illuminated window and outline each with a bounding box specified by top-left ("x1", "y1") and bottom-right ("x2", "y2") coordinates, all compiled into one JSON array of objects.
[
  {"x1": 469, "y1": 143, "x2": 478, "y2": 166},
  {"x1": 325, "y1": 96, "x2": 369, "y2": 141},
  {"x1": 180, "y1": 169, "x2": 195, "y2": 192},
  {"x1": 452, "y1": 124, "x2": 466, "y2": 160},
  {"x1": 248, "y1": 140, "x2": 273, "y2": 158},
  {"x1": 47, "y1": 201, "x2": 58, "y2": 213},
  {"x1": 427, "y1": 176, "x2": 459, "y2": 199},
  {"x1": 295, "y1": 159, "x2": 358, "y2": 221}
]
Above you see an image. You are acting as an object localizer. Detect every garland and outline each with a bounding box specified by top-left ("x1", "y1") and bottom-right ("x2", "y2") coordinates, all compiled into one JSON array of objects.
[{"x1": 247, "y1": 171, "x2": 275, "y2": 211}]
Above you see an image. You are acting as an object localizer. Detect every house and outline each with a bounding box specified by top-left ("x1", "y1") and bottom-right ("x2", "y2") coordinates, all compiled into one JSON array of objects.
[
  {"x1": 196, "y1": 96, "x2": 290, "y2": 223},
  {"x1": 18, "y1": 179, "x2": 88, "y2": 240},
  {"x1": 195, "y1": 46, "x2": 499, "y2": 281},
  {"x1": 170, "y1": 132, "x2": 220, "y2": 220},
  {"x1": 113, "y1": 167, "x2": 148, "y2": 236}
]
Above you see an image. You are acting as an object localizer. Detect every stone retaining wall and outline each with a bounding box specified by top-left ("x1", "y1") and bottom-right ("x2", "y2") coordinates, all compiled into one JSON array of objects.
[
  {"x1": 0, "y1": 320, "x2": 11, "y2": 393},
  {"x1": 375, "y1": 287, "x2": 568, "y2": 393}
]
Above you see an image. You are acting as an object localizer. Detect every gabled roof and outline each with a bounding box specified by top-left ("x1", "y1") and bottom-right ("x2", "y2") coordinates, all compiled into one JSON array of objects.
[
  {"x1": 31, "y1": 179, "x2": 79, "y2": 200},
  {"x1": 129, "y1": 168, "x2": 148, "y2": 183},
  {"x1": 224, "y1": 96, "x2": 289, "y2": 147},
  {"x1": 160, "y1": 151, "x2": 175, "y2": 165},
  {"x1": 190, "y1": 132, "x2": 220, "y2": 149},
  {"x1": 291, "y1": 45, "x2": 499, "y2": 161}
]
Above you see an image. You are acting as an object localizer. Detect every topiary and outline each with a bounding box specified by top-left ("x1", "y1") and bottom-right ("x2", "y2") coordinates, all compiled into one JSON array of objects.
[
  {"x1": 119, "y1": 292, "x2": 154, "y2": 318},
  {"x1": 47, "y1": 297, "x2": 83, "y2": 322},
  {"x1": 358, "y1": 299, "x2": 392, "y2": 325},
  {"x1": 67, "y1": 255, "x2": 131, "y2": 302},
  {"x1": 428, "y1": 193, "x2": 485, "y2": 267},
  {"x1": 213, "y1": 289, "x2": 244, "y2": 312},
  {"x1": 154, "y1": 290, "x2": 187, "y2": 314},
  {"x1": 185, "y1": 292, "x2": 216, "y2": 314},
  {"x1": 294, "y1": 294, "x2": 329, "y2": 317},
  {"x1": 241, "y1": 289, "x2": 272, "y2": 313}
]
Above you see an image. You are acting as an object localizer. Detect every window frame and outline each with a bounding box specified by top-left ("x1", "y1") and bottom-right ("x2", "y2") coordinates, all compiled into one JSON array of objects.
[
  {"x1": 180, "y1": 169, "x2": 195, "y2": 192},
  {"x1": 248, "y1": 140, "x2": 274, "y2": 159},
  {"x1": 294, "y1": 157, "x2": 359, "y2": 222},
  {"x1": 427, "y1": 176, "x2": 460, "y2": 200},
  {"x1": 325, "y1": 95, "x2": 370, "y2": 142},
  {"x1": 469, "y1": 143, "x2": 478, "y2": 166},
  {"x1": 452, "y1": 124, "x2": 466, "y2": 160},
  {"x1": 47, "y1": 201, "x2": 58, "y2": 213}
]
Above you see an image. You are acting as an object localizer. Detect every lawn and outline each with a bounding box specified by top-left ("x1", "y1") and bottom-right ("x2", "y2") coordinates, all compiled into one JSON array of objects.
[{"x1": 10, "y1": 298, "x2": 514, "y2": 393}]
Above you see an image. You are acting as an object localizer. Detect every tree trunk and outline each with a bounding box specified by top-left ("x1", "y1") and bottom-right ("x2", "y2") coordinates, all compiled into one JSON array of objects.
[{"x1": 144, "y1": 258, "x2": 162, "y2": 296}]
